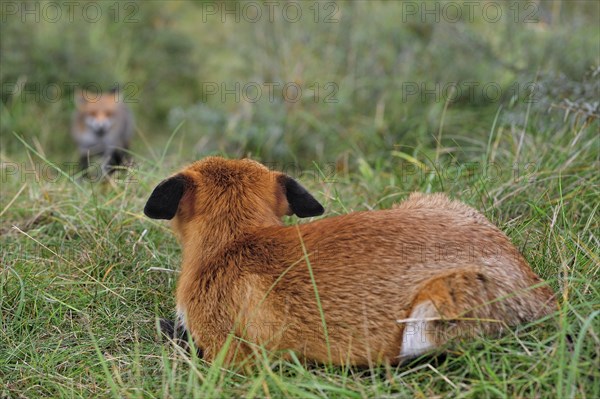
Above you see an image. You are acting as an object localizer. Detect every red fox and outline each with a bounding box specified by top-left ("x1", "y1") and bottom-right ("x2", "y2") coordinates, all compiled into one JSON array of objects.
[
  {"x1": 145, "y1": 157, "x2": 556, "y2": 368},
  {"x1": 71, "y1": 88, "x2": 134, "y2": 176}
]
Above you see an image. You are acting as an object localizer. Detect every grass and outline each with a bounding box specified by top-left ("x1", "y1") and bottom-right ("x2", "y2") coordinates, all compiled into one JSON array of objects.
[
  {"x1": 1, "y1": 1, "x2": 599, "y2": 397},
  {"x1": 1, "y1": 113, "x2": 598, "y2": 398}
]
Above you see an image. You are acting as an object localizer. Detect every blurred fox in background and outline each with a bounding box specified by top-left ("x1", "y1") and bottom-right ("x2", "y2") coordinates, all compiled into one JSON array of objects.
[{"x1": 71, "y1": 88, "x2": 134, "y2": 177}]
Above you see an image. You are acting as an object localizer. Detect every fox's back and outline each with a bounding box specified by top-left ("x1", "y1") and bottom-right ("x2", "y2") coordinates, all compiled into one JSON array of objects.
[
  {"x1": 248, "y1": 194, "x2": 550, "y2": 318},
  {"x1": 260, "y1": 195, "x2": 522, "y2": 278},
  {"x1": 228, "y1": 195, "x2": 552, "y2": 362}
]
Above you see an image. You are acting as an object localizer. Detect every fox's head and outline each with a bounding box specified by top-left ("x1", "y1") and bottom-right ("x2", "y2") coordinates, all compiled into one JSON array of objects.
[
  {"x1": 76, "y1": 89, "x2": 120, "y2": 136},
  {"x1": 143, "y1": 157, "x2": 324, "y2": 241}
]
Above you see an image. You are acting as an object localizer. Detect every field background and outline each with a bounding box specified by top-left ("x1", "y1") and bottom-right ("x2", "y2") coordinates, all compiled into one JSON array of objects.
[{"x1": 1, "y1": 1, "x2": 599, "y2": 398}]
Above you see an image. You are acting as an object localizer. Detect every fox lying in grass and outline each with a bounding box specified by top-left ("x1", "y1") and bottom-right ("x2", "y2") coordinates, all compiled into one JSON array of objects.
[
  {"x1": 144, "y1": 157, "x2": 556, "y2": 367},
  {"x1": 71, "y1": 88, "x2": 134, "y2": 176}
]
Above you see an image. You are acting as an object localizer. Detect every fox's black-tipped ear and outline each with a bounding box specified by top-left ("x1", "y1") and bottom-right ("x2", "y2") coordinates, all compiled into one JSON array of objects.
[
  {"x1": 144, "y1": 175, "x2": 188, "y2": 220},
  {"x1": 282, "y1": 176, "x2": 324, "y2": 218}
]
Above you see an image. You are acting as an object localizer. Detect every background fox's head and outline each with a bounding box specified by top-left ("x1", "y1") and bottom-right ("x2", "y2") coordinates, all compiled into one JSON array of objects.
[{"x1": 75, "y1": 89, "x2": 120, "y2": 136}]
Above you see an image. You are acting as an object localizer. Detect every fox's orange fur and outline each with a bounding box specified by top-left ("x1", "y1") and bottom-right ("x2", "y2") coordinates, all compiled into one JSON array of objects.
[{"x1": 144, "y1": 157, "x2": 556, "y2": 366}]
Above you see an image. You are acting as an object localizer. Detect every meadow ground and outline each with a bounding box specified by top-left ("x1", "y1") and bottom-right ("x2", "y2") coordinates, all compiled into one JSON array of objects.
[{"x1": 1, "y1": 1, "x2": 599, "y2": 398}]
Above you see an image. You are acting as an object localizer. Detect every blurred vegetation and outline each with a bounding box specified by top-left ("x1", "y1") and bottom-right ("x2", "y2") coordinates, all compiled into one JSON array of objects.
[{"x1": 1, "y1": 0, "x2": 598, "y2": 166}]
